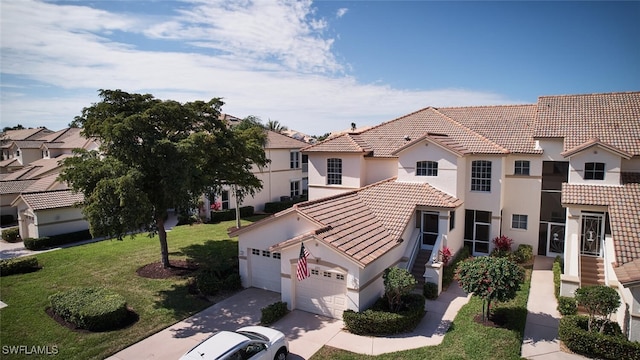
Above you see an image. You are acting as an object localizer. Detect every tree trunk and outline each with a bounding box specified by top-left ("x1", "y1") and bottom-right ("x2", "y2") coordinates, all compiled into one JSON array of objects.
[{"x1": 157, "y1": 217, "x2": 170, "y2": 268}]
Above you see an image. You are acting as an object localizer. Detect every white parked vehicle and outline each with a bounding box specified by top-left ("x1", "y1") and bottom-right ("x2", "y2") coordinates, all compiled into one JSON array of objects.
[{"x1": 179, "y1": 326, "x2": 288, "y2": 360}]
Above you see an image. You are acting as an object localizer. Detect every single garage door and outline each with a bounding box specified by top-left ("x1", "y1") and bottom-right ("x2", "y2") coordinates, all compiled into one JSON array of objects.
[
  {"x1": 249, "y1": 249, "x2": 281, "y2": 292},
  {"x1": 295, "y1": 268, "x2": 347, "y2": 319}
]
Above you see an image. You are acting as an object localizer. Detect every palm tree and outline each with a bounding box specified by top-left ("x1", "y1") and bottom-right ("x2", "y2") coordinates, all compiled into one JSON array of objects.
[{"x1": 267, "y1": 119, "x2": 288, "y2": 133}]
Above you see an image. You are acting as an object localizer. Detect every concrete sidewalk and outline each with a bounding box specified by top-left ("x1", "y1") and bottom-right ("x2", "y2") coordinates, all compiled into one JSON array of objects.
[{"x1": 521, "y1": 256, "x2": 587, "y2": 359}]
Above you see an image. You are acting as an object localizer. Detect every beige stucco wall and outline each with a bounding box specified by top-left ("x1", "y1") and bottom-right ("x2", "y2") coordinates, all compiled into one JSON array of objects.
[
  {"x1": 364, "y1": 157, "x2": 397, "y2": 186},
  {"x1": 567, "y1": 147, "x2": 622, "y2": 186},
  {"x1": 307, "y1": 153, "x2": 365, "y2": 200},
  {"x1": 396, "y1": 140, "x2": 459, "y2": 197}
]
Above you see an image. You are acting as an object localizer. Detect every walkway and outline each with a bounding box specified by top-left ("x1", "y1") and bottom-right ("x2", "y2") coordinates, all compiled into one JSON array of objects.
[{"x1": 521, "y1": 256, "x2": 587, "y2": 359}]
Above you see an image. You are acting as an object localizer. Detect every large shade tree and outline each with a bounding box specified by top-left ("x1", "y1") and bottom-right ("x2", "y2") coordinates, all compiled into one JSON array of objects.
[{"x1": 60, "y1": 89, "x2": 268, "y2": 268}]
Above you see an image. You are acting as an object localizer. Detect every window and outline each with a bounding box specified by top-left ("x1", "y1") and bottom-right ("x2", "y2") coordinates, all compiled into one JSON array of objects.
[
  {"x1": 336, "y1": 274, "x2": 345, "y2": 280},
  {"x1": 327, "y1": 158, "x2": 342, "y2": 185},
  {"x1": 585, "y1": 162, "x2": 605, "y2": 180},
  {"x1": 514, "y1": 160, "x2": 530, "y2": 176},
  {"x1": 290, "y1": 180, "x2": 300, "y2": 198},
  {"x1": 323, "y1": 271, "x2": 332, "y2": 278},
  {"x1": 272, "y1": 252, "x2": 281, "y2": 259},
  {"x1": 464, "y1": 210, "x2": 492, "y2": 254},
  {"x1": 449, "y1": 210, "x2": 456, "y2": 231},
  {"x1": 252, "y1": 249, "x2": 260, "y2": 256},
  {"x1": 512, "y1": 214, "x2": 528, "y2": 230},
  {"x1": 221, "y1": 191, "x2": 230, "y2": 210},
  {"x1": 290, "y1": 151, "x2": 300, "y2": 169},
  {"x1": 471, "y1": 160, "x2": 492, "y2": 192},
  {"x1": 311, "y1": 269, "x2": 319, "y2": 275},
  {"x1": 416, "y1": 161, "x2": 438, "y2": 176},
  {"x1": 262, "y1": 250, "x2": 270, "y2": 257}
]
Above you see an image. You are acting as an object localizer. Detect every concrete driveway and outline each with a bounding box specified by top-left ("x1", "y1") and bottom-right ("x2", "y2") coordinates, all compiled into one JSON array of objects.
[{"x1": 106, "y1": 288, "x2": 345, "y2": 360}]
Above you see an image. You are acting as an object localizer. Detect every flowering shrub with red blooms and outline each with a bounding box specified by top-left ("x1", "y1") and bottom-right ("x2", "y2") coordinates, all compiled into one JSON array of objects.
[
  {"x1": 438, "y1": 246, "x2": 452, "y2": 266},
  {"x1": 492, "y1": 235, "x2": 514, "y2": 252},
  {"x1": 210, "y1": 202, "x2": 222, "y2": 211}
]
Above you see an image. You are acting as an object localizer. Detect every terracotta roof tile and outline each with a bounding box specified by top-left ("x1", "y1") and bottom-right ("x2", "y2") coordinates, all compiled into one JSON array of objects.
[
  {"x1": 266, "y1": 131, "x2": 308, "y2": 149},
  {"x1": 534, "y1": 92, "x2": 640, "y2": 154},
  {"x1": 303, "y1": 133, "x2": 370, "y2": 153},
  {"x1": 562, "y1": 179, "x2": 640, "y2": 266},
  {"x1": 295, "y1": 178, "x2": 461, "y2": 265},
  {"x1": 18, "y1": 189, "x2": 84, "y2": 211},
  {"x1": 0, "y1": 180, "x2": 37, "y2": 194},
  {"x1": 614, "y1": 259, "x2": 640, "y2": 286}
]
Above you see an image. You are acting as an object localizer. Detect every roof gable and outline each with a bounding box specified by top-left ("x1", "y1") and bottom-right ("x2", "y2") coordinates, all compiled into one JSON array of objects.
[
  {"x1": 560, "y1": 138, "x2": 632, "y2": 159},
  {"x1": 14, "y1": 189, "x2": 84, "y2": 211}
]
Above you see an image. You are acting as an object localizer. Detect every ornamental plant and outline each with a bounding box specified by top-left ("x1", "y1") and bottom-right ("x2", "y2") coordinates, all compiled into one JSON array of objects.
[
  {"x1": 455, "y1": 256, "x2": 525, "y2": 322},
  {"x1": 439, "y1": 246, "x2": 452, "y2": 266},
  {"x1": 383, "y1": 267, "x2": 417, "y2": 312},
  {"x1": 493, "y1": 235, "x2": 514, "y2": 252},
  {"x1": 575, "y1": 285, "x2": 621, "y2": 334}
]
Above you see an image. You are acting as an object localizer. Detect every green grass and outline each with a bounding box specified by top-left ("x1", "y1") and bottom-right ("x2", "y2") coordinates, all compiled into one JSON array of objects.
[
  {"x1": 0, "y1": 217, "x2": 262, "y2": 360},
  {"x1": 311, "y1": 266, "x2": 532, "y2": 360}
]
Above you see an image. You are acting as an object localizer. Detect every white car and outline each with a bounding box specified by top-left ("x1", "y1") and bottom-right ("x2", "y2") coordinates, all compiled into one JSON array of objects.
[{"x1": 179, "y1": 326, "x2": 289, "y2": 360}]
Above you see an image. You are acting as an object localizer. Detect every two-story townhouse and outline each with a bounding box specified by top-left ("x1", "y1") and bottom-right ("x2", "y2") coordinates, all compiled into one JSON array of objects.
[
  {"x1": 231, "y1": 92, "x2": 640, "y2": 342},
  {"x1": 204, "y1": 130, "x2": 309, "y2": 215}
]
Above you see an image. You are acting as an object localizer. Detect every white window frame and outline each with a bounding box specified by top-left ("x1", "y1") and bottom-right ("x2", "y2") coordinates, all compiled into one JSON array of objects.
[
  {"x1": 290, "y1": 151, "x2": 300, "y2": 169},
  {"x1": 290, "y1": 180, "x2": 300, "y2": 198},
  {"x1": 327, "y1": 158, "x2": 342, "y2": 185},
  {"x1": 416, "y1": 161, "x2": 438, "y2": 176},
  {"x1": 512, "y1": 214, "x2": 528, "y2": 230},
  {"x1": 471, "y1": 160, "x2": 492, "y2": 192},
  {"x1": 514, "y1": 160, "x2": 530, "y2": 176}
]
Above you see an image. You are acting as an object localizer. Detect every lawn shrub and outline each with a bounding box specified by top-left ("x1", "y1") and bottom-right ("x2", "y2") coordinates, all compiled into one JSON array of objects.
[
  {"x1": 442, "y1": 246, "x2": 471, "y2": 288},
  {"x1": 0, "y1": 257, "x2": 40, "y2": 276},
  {"x1": 209, "y1": 206, "x2": 254, "y2": 223},
  {"x1": 343, "y1": 294, "x2": 425, "y2": 335},
  {"x1": 195, "y1": 269, "x2": 223, "y2": 295},
  {"x1": 552, "y1": 256, "x2": 562, "y2": 298},
  {"x1": 559, "y1": 315, "x2": 640, "y2": 360},
  {"x1": 223, "y1": 273, "x2": 242, "y2": 291},
  {"x1": 514, "y1": 244, "x2": 533, "y2": 264},
  {"x1": 423, "y1": 282, "x2": 438, "y2": 300},
  {"x1": 49, "y1": 287, "x2": 129, "y2": 332},
  {"x1": 1, "y1": 227, "x2": 20, "y2": 243},
  {"x1": 260, "y1": 301, "x2": 288, "y2": 325},
  {"x1": 263, "y1": 197, "x2": 307, "y2": 214},
  {"x1": 23, "y1": 230, "x2": 92, "y2": 250},
  {"x1": 557, "y1": 296, "x2": 577, "y2": 316}
]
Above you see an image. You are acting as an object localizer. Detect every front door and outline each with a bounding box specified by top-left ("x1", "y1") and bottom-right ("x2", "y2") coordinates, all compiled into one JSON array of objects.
[
  {"x1": 542, "y1": 222, "x2": 565, "y2": 257},
  {"x1": 421, "y1": 211, "x2": 439, "y2": 250},
  {"x1": 581, "y1": 213, "x2": 604, "y2": 257}
]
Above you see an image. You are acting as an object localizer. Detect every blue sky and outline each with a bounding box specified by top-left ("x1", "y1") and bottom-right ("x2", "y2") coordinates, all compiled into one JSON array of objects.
[{"x1": 1, "y1": 0, "x2": 638, "y2": 135}]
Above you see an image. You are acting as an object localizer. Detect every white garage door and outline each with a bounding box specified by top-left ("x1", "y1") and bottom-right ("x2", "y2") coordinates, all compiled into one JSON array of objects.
[
  {"x1": 249, "y1": 249, "x2": 281, "y2": 292},
  {"x1": 295, "y1": 268, "x2": 347, "y2": 319}
]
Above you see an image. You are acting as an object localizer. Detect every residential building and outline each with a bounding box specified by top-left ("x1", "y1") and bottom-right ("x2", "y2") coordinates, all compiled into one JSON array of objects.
[{"x1": 231, "y1": 92, "x2": 640, "y2": 342}]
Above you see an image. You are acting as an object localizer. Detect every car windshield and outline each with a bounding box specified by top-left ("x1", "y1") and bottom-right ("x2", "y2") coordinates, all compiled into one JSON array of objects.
[{"x1": 235, "y1": 331, "x2": 268, "y2": 342}]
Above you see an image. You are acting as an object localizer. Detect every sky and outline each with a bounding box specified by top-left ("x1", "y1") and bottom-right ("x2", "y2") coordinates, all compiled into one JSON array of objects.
[{"x1": 1, "y1": 0, "x2": 639, "y2": 136}]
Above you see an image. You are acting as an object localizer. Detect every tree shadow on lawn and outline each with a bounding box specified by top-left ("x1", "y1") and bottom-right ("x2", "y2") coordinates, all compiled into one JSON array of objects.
[
  {"x1": 476, "y1": 305, "x2": 528, "y2": 332},
  {"x1": 179, "y1": 239, "x2": 239, "y2": 270}
]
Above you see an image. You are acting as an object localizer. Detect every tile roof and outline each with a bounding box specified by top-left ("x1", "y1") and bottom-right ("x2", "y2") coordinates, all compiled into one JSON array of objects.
[
  {"x1": 1, "y1": 155, "x2": 71, "y2": 181},
  {"x1": 0, "y1": 180, "x2": 37, "y2": 195},
  {"x1": 265, "y1": 131, "x2": 308, "y2": 149},
  {"x1": 614, "y1": 259, "x2": 640, "y2": 286},
  {"x1": 561, "y1": 138, "x2": 633, "y2": 159},
  {"x1": 17, "y1": 189, "x2": 84, "y2": 211},
  {"x1": 10, "y1": 140, "x2": 46, "y2": 149},
  {"x1": 0, "y1": 128, "x2": 53, "y2": 142},
  {"x1": 562, "y1": 178, "x2": 640, "y2": 267},
  {"x1": 304, "y1": 106, "x2": 516, "y2": 157},
  {"x1": 534, "y1": 92, "x2": 640, "y2": 154},
  {"x1": 289, "y1": 178, "x2": 461, "y2": 266}
]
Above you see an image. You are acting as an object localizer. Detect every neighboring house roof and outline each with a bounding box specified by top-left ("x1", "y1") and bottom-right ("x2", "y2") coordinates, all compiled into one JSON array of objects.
[
  {"x1": 0, "y1": 157, "x2": 22, "y2": 168},
  {"x1": 266, "y1": 131, "x2": 308, "y2": 149},
  {"x1": 0, "y1": 128, "x2": 53, "y2": 142},
  {"x1": 9, "y1": 140, "x2": 46, "y2": 149},
  {"x1": 562, "y1": 175, "x2": 640, "y2": 269},
  {"x1": 13, "y1": 189, "x2": 84, "y2": 211},
  {"x1": 534, "y1": 92, "x2": 640, "y2": 154},
  {"x1": 304, "y1": 107, "x2": 510, "y2": 157},
  {"x1": 0, "y1": 179, "x2": 37, "y2": 195},
  {"x1": 1, "y1": 155, "x2": 71, "y2": 181},
  {"x1": 241, "y1": 178, "x2": 462, "y2": 267}
]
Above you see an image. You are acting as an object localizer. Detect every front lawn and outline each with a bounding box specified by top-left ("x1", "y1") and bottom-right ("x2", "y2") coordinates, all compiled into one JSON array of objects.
[
  {"x1": 0, "y1": 218, "x2": 260, "y2": 360},
  {"x1": 311, "y1": 266, "x2": 532, "y2": 360}
]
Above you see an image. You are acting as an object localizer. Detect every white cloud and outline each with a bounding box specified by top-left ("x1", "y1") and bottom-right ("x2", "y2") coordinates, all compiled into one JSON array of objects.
[
  {"x1": 1, "y1": 0, "x2": 516, "y2": 135},
  {"x1": 336, "y1": 8, "x2": 348, "y2": 18}
]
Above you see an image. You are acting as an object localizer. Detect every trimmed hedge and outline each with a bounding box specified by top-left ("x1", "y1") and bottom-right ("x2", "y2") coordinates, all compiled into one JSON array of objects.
[
  {"x1": 1, "y1": 227, "x2": 20, "y2": 243},
  {"x1": 559, "y1": 315, "x2": 640, "y2": 360},
  {"x1": 343, "y1": 294, "x2": 425, "y2": 335},
  {"x1": 49, "y1": 287, "x2": 129, "y2": 332},
  {"x1": 23, "y1": 230, "x2": 92, "y2": 250},
  {"x1": 514, "y1": 244, "x2": 533, "y2": 264},
  {"x1": 261, "y1": 301, "x2": 288, "y2": 325},
  {"x1": 442, "y1": 246, "x2": 471, "y2": 288},
  {"x1": 557, "y1": 296, "x2": 578, "y2": 316},
  {"x1": 552, "y1": 256, "x2": 562, "y2": 299},
  {"x1": 263, "y1": 196, "x2": 307, "y2": 214},
  {"x1": 209, "y1": 206, "x2": 254, "y2": 223},
  {"x1": 0, "y1": 257, "x2": 40, "y2": 276}
]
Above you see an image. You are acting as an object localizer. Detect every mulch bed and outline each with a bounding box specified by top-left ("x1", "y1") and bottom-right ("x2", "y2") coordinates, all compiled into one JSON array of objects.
[
  {"x1": 473, "y1": 313, "x2": 508, "y2": 328},
  {"x1": 136, "y1": 260, "x2": 198, "y2": 279}
]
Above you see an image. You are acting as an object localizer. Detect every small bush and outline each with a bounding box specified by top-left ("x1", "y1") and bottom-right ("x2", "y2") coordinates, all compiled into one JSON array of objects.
[
  {"x1": 0, "y1": 257, "x2": 40, "y2": 276},
  {"x1": 195, "y1": 269, "x2": 223, "y2": 296},
  {"x1": 557, "y1": 296, "x2": 577, "y2": 316},
  {"x1": 514, "y1": 244, "x2": 533, "y2": 264},
  {"x1": 343, "y1": 294, "x2": 425, "y2": 335},
  {"x1": 210, "y1": 206, "x2": 254, "y2": 223},
  {"x1": 260, "y1": 301, "x2": 288, "y2": 325},
  {"x1": 223, "y1": 273, "x2": 242, "y2": 291},
  {"x1": 49, "y1": 287, "x2": 129, "y2": 332},
  {"x1": 423, "y1": 282, "x2": 438, "y2": 300},
  {"x1": 442, "y1": 246, "x2": 471, "y2": 288},
  {"x1": 552, "y1": 257, "x2": 562, "y2": 299},
  {"x1": 263, "y1": 197, "x2": 307, "y2": 214},
  {"x1": 559, "y1": 315, "x2": 640, "y2": 360},
  {"x1": 493, "y1": 235, "x2": 513, "y2": 252},
  {"x1": 2, "y1": 227, "x2": 20, "y2": 243},
  {"x1": 23, "y1": 230, "x2": 92, "y2": 250}
]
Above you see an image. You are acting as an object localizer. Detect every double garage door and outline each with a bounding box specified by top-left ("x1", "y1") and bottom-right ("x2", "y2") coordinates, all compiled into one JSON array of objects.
[{"x1": 295, "y1": 268, "x2": 347, "y2": 319}]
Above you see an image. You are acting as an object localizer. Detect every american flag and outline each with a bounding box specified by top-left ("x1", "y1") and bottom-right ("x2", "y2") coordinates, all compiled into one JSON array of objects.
[{"x1": 296, "y1": 242, "x2": 310, "y2": 281}]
